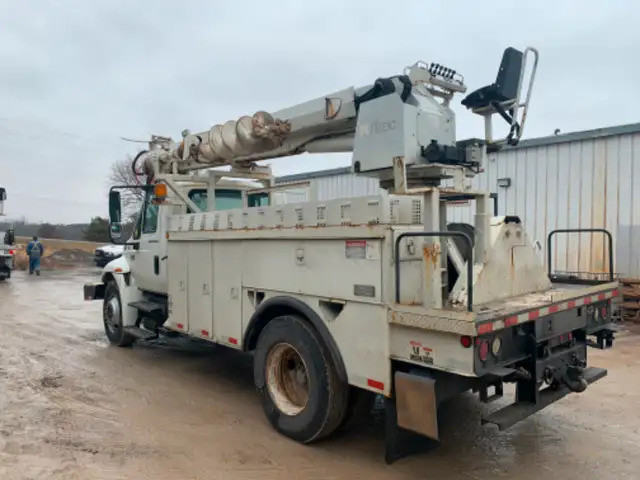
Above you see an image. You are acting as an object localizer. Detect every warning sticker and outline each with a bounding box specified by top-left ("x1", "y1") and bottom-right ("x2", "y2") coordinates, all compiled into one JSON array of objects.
[
  {"x1": 345, "y1": 240, "x2": 380, "y2": 260},
  {"x1": 345, "y1": 240, "x2": 366, "y2": 259},
  {"x1": 409, "y1": 341, "x2": 434, "y2": 365}
]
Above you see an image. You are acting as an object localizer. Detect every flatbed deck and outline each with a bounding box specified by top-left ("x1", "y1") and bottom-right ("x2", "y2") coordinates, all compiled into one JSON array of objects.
[{"x1": 389, "y1": 281, "x2": 620, "y2": 336}]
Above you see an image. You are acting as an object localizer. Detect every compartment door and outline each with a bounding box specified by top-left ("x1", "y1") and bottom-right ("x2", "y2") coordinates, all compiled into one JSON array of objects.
[
  {"x1": 213, "y1": 241, "x2": 242, "y2": 346},
  {"x1": 167, "y1": 242, "x2": 188, "y2": 333},
  {"x1": 187, "y1": 242, "x2": 214, "y2": 339}
]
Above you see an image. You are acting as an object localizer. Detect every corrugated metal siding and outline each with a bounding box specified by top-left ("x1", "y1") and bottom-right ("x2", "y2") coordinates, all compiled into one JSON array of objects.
[
  {"x1": 312, "y1": 173, "x2": 380, "y2": 200},
  {"x1": 278, "y1": 173, "x2": 381, "y2": 202},
  {"x1": 275, "y1": 129, "x2": 640, "y2": 277},
  {"x1": 446, "y1": 132, "x2": 640, "y2": 277}
]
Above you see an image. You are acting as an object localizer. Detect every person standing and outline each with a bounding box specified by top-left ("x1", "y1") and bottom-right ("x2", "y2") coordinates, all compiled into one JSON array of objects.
[{"x1": 26, "y1": 236, "x2": 44, "y2": 275}]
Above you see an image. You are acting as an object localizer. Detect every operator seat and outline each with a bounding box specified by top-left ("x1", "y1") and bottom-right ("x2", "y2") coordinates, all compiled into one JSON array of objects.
[{"x1": 461, "y1": 47, "x2": 523, "y2": 110}]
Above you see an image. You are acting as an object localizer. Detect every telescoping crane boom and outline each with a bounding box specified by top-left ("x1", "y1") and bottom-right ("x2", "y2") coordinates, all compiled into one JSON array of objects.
[{"x1": 142, "y1": 46, "x2": 538, "y2": 188}]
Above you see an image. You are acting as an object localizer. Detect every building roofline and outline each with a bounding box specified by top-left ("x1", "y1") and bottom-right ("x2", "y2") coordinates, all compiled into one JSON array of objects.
[
  {"x1": 275, "y1": 122, "x2": 640, "y2": 182},
  {"x1": 505, "y1": 121, "x2": 640, "y2": 150},
  {"x1": 276, "y1": 166, "x2": 352, "y2": 183}
]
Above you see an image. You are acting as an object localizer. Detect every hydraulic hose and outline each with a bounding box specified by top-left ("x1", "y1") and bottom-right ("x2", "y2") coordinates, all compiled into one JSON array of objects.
[{"x1": 131, "y1": 150, "x2": 148, "y2": 177}]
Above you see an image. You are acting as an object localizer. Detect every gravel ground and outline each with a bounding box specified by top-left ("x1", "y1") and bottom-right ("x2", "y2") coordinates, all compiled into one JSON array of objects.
[{"x1": 1, "y1": 268, "x2": 639, "y2": 479}]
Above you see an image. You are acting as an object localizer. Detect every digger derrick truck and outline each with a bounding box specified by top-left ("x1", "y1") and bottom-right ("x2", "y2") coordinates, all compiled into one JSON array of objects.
[{"x1": 84, "y1": 46, "x2": 619, "y2": 462}]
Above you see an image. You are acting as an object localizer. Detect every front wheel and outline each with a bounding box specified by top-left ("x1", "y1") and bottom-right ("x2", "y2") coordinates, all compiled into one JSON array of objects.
[
  {"x1": 254, "y1": 315, "x2": 348, "y2": 443},
  {"x1": 103, "y1": 281, "x2": 135, "y2": 347}
]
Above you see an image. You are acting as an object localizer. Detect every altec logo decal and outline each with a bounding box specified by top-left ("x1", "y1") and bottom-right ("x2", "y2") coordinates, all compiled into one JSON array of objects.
[
  {"x1": 357, "y1": 120, "x2": 397, "y2": 137},
  {"x1": 476, "y1": 289, "x2": 619, "y2": 335}
]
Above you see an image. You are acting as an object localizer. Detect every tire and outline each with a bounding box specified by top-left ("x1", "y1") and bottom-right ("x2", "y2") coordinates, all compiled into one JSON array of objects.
[
  {"x1": 103, "y1": 281, "x2": 135, "y2": 347},
  {"x1": 254, "y1": 315, "x2": 348, "y2": 443},
  {"x1": 336, "y1": 387, "x2": 376, "y2": 433}
]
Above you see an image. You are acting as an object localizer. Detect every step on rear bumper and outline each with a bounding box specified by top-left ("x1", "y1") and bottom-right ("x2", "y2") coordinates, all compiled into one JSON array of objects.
[{"x1": 481, "y1": 366, "x2": 607, "y2": 430}]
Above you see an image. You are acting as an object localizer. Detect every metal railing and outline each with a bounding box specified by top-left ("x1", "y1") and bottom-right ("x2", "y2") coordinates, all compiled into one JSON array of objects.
[{"x1": 547, "y1": 228, "x2": 614, "y2": 283}]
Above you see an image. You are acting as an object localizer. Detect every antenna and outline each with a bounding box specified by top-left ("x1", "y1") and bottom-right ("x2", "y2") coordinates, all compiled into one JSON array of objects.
[{"x1": 120, "y1": 136, "x2": 150, "y2": 144}]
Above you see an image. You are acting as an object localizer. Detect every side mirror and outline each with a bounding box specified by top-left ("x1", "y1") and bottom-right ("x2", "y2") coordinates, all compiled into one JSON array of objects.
[
  {"x1": 108, "y1": 190, "x2": 123, "y2": 243},
  {"x1": 0, "y1": 188, "x2": 6, "y2": 201},
  {"x1": 109, "y1": 190, "x2": 121, "y2": 222}
]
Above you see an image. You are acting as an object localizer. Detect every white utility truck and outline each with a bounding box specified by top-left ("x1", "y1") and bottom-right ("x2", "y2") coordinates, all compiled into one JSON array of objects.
[
  {"x1": 0, "y1": 187, "x2": 14, "y2": 281},
  {"x1": 85, "y1": 47, "x2": 619, "y2": 462}
]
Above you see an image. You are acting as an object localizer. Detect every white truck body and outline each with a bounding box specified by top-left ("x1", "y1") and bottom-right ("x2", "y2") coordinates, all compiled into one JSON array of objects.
[{"x1": 85, "y1": 47, "x2": 620, "y2": 462}]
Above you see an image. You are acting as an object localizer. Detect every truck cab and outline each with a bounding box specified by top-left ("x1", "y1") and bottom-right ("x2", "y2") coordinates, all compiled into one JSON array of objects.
[{"x1": 101, "y1": 172, "x2": 276, "y2": 297}]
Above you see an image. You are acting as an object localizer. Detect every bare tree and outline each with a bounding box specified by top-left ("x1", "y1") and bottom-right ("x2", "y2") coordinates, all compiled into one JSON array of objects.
[{"x1": 109, "y1": 155, "x2": 144, "y2": 221}]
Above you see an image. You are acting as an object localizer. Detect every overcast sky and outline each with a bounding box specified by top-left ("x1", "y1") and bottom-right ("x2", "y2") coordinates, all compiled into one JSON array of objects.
[{"x1": 1, "y1": 0, "x2": 638, "y2": 223}]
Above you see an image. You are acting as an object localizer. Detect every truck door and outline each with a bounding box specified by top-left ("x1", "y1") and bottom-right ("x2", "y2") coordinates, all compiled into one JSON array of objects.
[{"x1": 130, "y1": 191, "x2": 167, "y2": 294}]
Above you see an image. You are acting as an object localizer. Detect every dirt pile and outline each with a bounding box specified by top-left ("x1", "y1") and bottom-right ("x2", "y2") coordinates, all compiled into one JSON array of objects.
[
  {"x1": 13, "y1": 248, "x2": 94, "y2": 270},
  {"x1": 44, "y1": 248, "x2": 94, "y2": 268}
]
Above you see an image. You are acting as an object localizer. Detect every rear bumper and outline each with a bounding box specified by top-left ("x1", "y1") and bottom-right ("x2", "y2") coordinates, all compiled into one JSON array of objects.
[
  {"x1": 472, "y1": 302, "x2": 616, "y2": 430},
  {"x1": 84, "y1": 283, "x2": 105, "y2": 301},
  {"x1": 481, "y1": 366, "x2": 607, "y2": 429},
  {"x1": 392, "y1": 305, "x2": 616, "y2": 441}
]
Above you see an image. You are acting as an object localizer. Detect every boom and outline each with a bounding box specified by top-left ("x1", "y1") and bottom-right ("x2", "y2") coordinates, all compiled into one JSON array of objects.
[{"x1": 142, "y1": 47, "x2": 538, "y2": 185}]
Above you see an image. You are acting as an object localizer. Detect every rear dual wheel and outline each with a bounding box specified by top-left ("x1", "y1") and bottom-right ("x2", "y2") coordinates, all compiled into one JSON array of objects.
[{"x1": 254, "y1": 315, "x2": 349, "y2": 443}]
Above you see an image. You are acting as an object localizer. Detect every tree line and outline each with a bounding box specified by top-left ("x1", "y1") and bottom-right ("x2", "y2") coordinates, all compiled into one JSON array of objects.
[
  {"x1": 0, "y1": 217, "x2": 112, "y2": 242},
  {"x1": 1, "y1": 156, "x2": 142, "y2": 244}
]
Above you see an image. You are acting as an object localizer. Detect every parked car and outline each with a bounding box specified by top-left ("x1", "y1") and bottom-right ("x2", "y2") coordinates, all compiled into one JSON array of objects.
[{"x1": 94, "y1": 244, "x2": 124, "y2": 267}]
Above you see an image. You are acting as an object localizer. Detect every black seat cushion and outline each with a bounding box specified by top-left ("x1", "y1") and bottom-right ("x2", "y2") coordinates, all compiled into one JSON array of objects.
[{"x1": 462, "y1": 47, "x2": 523, "y2": 109}]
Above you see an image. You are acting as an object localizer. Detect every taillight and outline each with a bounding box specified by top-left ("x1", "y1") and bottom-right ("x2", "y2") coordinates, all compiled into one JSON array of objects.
[
  {"x1": 8, "y1": 250, "x2": 14, "y2": 255},
  {"x1": 460, "y1": 335, "x2": 472, "y2": 348},
  {"x1": 478, "y1": 340, "x2": 489, "y2": 362}
]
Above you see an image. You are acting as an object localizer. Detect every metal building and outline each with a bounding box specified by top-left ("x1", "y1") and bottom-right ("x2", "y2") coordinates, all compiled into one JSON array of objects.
[
  {"x1": 276, "y1": 167, "x2": 380, "y2": 202},
  {"x1": 276, "y1": 122, "x2": 640, "y2": 278}
]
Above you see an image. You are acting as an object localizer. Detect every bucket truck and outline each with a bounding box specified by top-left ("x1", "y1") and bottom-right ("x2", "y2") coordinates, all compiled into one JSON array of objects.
[
  {"x1": 84, "y1": 46, "x2": 619, "y2": 462},
  {"x1": 0, "y1": 187, "x2": 14, "y2": 281}
]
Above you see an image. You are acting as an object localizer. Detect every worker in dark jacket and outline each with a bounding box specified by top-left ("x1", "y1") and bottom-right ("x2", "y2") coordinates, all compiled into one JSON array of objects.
[{"x1": 26, "y1": 236, "x2": 44, "y2": 275}]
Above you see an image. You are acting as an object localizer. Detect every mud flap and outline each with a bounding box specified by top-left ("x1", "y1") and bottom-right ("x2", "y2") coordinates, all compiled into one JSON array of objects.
[
  {"x1": 385, "y1": 372, "x2": 439, "y2": 464},
  {"x1": 84, "y1": 283, "x2": 105, "y2": 301}
]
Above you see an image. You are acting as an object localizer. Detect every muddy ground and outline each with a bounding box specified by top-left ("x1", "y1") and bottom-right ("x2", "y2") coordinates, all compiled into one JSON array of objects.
[{"x1": 0, "y1": 269, "x2": 639, "y2": 480}]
